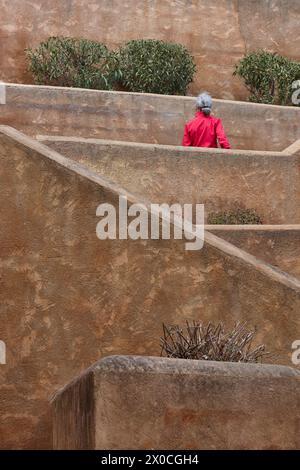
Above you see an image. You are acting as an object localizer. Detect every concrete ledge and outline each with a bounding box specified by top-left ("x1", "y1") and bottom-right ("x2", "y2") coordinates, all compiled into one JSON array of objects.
[
  {"x1": 38, "y1": 135, "x2": 300, "y2": 225},
  {"x1": 37, "y1": 134, "x2": 300, "y2": 157},
  {"x1": 209, "y1": 226, "x2": 300, "y2": 279},
  {"x1": 207, "y1": 225, "x2": 300, "y2": 231},
  {"x1": 52, "y1": 355, "x2": 300, "y2": 450},
  {"x1": 1, "y1": 83, "x2": 300, "y2": 151},
  {"x1": 283, "y1": 139, "x2": 300, "y2": 156}
]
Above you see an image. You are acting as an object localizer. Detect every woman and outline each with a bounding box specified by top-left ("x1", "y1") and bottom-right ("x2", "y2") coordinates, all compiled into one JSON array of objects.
[{"x1": 182, "y1": 92, "x2": 231, "y2": 149}]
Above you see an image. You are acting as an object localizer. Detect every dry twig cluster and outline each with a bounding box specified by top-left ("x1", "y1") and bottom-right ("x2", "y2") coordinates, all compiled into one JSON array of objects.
[{"x1": 160, "y1": 321, "x2": 269, "y2": 363}]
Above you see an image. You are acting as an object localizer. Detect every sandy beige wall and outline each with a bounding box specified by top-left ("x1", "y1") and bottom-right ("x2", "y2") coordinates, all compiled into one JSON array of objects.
[
  {"x1": 1, "y1": 84, "x2": 300, "y2": 151},
  {"x1": 1, "y1": 1, "x2": 300, "y2": 100},
  {"x1": 210, "y1": 227, "x2": 300, "y2": 279},
  {"x1": 53, "y1": 356, "x2": 300, "y2": 450},
  {"x1": 41, "y1": 137, "x2": 300, "y2": 225},
  {"x1": 0, "y1": 126, "x2": 299, "y2": 449}
]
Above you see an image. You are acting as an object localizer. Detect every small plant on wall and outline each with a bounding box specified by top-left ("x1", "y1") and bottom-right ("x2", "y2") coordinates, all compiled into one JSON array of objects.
[
  {"x1": 161, "y1": 321, "x2": 270, "y2": 363},
  {"x1": 117, "y1": 39, "x2": 196, "y2": 95},
  {"x1": 207, "y1": 208, "x2": 263, "y2": 225},
  {"x1": 26, "y1": 36, "x2": 121, "y2": 90},
  {"x1": 234, "y1": 50, "x2": 300, "y2": 106}
]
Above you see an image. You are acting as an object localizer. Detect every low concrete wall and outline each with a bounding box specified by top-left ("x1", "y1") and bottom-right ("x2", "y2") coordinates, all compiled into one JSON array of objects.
[
  {"x1": 1, "y1": 1, "x2": 300, "y2": 100},
  {"x1": 39, "y1": 136, "x2": 300, "y2": 225},
  {"x1": 1, "y1": 84, "x2": 300, "y2": 151},
  {"x1": 210, "y1": 226, "x2": 300, "y2": 279},
  {"x1": 52, "y1": 356, "x2": 300, "y2": 450},
  {"x1": 1, "y1": 125, "x2": 300, "y2": 449}
]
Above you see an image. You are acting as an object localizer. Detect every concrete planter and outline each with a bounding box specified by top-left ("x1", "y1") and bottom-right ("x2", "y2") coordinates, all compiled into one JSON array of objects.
[{"x1": 52, "y1": 355, "x2": 300, "y2": 450}]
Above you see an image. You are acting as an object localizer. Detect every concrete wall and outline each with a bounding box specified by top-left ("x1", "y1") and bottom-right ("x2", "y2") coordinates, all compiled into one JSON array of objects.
[
  {"x1": 40, "y1": 136, "x2": 300, "y2": 225},
  {"x1": 210, "y1": 226, "x2": 300, "y2": 279},
  {"x1": 1, "y1": 1, "x2": 300, "y2": 100},
  {"x1": 1, "y1": 84, "x2": 300, "y2": 151},
  {"x1": 53, "y1": 356, "x2": 300, "y2": 450},
  {"x1": 1, "y1": 125, "x2": 300, "y2": 449}
]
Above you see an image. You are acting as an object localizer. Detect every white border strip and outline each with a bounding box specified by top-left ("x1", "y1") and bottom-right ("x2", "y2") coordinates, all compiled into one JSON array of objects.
[{"x1": 0, "y1": 82, "x2": 6, "y2": 104}]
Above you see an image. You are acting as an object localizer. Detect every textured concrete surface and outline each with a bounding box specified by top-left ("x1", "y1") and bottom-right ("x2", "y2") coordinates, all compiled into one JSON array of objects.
[
  {"x1": 53, "y1": 356, "x2": 300, "y2": 450},
  {"x1": 40, "y1": 136, "x2": 300, "y2": 225},
  {"x1": 1, "y1": 1, "x2": 300, "y2": 100},
  {"x1": 2, "y1": 84, "x2": 300, "y2": 151},
  {"x1": 1, "y1": 125, "x2": 300, "y2": 449},
  {"x1": 210, "y1": 227, "x2": 300, "y2": 279}
]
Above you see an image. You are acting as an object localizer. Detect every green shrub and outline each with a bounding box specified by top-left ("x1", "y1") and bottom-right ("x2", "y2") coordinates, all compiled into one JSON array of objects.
[
  {"x1": 117, "y1": 39, "x2": 196, "y2": 95},
  {"x1": 208, "y1": 208, "x2": 263, "y2": 225},
  {"x1": 26, "y1": 36, "x2": 121, "y2": 90},
  {"x1": 234, "y1": 50, "x2": 300, "y2": 105}
]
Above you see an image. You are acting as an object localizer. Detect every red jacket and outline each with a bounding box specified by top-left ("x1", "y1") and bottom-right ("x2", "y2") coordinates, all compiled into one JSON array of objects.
[{"x1": 182, "y1": 111, "x2": 231, "y2": 149}]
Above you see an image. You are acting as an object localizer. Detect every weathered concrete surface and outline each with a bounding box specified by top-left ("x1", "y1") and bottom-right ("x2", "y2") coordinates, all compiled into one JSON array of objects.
[
  {"x1": 1, "y1": 1, "x2": 300, "y2": 100},
  {"x1": 210, "y1": 226, "x2": 300, "y2": 279},
  {"x1": 40, "y1": 136, "x2": 300, "y2": 225},
  {"x1": 1, "y1": 125, "x2": 300, "y2": 449},
  {"x1": 2, "y1": 84, "x2": 300, "y2": 151},
  {"x1": 53, "y1": 356, "x2": 300, "y2": 450}
]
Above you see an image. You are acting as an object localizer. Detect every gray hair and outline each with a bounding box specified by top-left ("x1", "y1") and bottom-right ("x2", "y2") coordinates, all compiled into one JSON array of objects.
[{"x1": 196, "y1": 92, "x2": 212, "y2": 116}]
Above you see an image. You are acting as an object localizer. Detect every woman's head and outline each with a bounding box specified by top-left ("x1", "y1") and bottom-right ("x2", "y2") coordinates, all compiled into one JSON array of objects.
[{"x1": 196, "y1": 92, "x2": 212, "y2": 116}]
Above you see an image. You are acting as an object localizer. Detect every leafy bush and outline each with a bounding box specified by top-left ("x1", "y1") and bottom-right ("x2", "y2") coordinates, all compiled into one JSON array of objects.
[
  {"x1": 117, "y1": 39, "x2": 196, "y2": 95},
  {"x1": 161, "y1": 321, "x2": 269, "y2": 363},
  {"x1": 207, "y1": 208, "x2": 263, "y2": 225},
  {"x1": 26, "y1": 36, "x2": 121, "y2": 90},
  {"x1": 234, "y1": 50, "x2": 300, "y2": 105}
]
